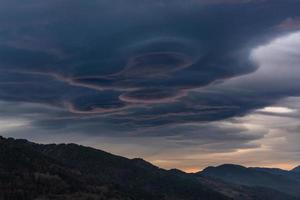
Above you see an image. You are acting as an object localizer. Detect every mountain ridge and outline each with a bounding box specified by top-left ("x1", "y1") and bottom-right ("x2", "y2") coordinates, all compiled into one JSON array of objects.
[
  {"x1": 0, "y1": 136, "x2": 229, "y2": 200},
  {"x1": 1, "y1": 136, "x2": 299, "y2": 200},
  {"x1": 292, "y1": 166, "x2": 300, "y2": 173},
  {"x1": 199, "y1": 164, "x2": 300, "y2": 198}
]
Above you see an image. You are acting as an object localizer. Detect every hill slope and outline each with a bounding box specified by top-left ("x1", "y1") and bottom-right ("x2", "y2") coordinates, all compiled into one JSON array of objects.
[
  {"x1": 1, "y1": 136, "x2": 299, "y2": 200},
  {"x1": 292, "y1": 166, "x2": 300, "y2": 173},
  {"x1": 0, "y1": 136, "x2": 229, "y2": 200},
  {"x1": 199, "y1": 164, "x2": 300, "y2": 198}
]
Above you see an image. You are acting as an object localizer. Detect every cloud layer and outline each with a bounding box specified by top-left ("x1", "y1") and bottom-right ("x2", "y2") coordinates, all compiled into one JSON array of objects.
[{"x1": 1, "y1": 0, "x2": 300, "y2": 171}]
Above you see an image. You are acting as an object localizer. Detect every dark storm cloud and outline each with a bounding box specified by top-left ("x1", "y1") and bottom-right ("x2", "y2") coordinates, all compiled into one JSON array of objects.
[{"x1": 1, "y1": 0, "x2": 300, "y2": 141}]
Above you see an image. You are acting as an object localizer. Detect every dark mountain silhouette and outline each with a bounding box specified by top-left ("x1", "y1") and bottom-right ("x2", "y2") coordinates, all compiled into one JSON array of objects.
[
  {"x1": 195, "y1": 174, "x2": 298, "y2": 200},
  {"x1": 252, "y1": 167, "x2": 300, "y2": 181},
  {"x1": 199, "y1": 164, "x2": 300, "y2": 198},
  {"x1": 251, "y1": 167, "x2": 292, "y2": 176},
  {"x1": 292, "y1": 166, "x2": 300, "y2": 173},
  {"x1": 1, "y1": 136, "x2": 299, "y2": 200},
  {"x1": 0, "y1": 136, "x2": 229, "y2": 200}
]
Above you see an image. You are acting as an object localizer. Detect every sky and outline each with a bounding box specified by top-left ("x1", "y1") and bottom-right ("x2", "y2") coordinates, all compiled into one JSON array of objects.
[{"x1": 1, "y1": 0, "x2": 300, "y2": 172}]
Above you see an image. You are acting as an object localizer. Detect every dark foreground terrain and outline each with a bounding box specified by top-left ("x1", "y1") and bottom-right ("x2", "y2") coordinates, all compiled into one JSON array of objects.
[{"x1": 0, "y1": 136, "x2": 299, "y2": 200}]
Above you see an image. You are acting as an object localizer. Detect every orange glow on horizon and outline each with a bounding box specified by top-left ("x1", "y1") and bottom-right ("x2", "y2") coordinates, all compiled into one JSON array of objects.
[
  {"x1": 184, "y1": 168, "x2": 201, "y2": 173},
  {"x1": 260, "y1": 163, "x2": 296, "y2": 171}
]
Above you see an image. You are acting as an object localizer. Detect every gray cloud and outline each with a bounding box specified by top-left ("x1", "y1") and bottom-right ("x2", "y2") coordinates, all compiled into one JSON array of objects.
[{"x1": 1, "y1": 0, "x2": 300, "y2": 171}]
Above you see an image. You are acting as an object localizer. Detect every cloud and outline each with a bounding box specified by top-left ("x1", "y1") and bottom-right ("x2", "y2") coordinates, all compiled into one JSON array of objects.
[
  {"x1": 1, "y1": 0, "x2": 299, "y2": 108},
  {"x1": 1, "y1": 0, "x2": 300, "y2": 171},
  {"x1": 258, "y1": 106, "x2": 296, "y2": 114}
]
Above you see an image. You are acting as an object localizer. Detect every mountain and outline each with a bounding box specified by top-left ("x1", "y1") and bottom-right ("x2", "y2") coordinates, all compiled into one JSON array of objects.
[
  {"x1": 1, "y1": 136, "x2": 299, "y2": 200},
  {"x1": 196, "y1": 175, "x2": 298, "y2": 200},
  {"x1": 198, "y1": 164, "x2": 300, "y2": 198},
  {"x1": 0, "y1": 136, "x2": 229, "y2": 200},
  {"x1": 292, "y1": 166, "x2": 300, "y2": 173},
  {"x1": 252, "y1": 167, "x2": 300, "y2": 182},
  {"x1": 251, "y1": 167, "x2": 292, "y2": 176}
]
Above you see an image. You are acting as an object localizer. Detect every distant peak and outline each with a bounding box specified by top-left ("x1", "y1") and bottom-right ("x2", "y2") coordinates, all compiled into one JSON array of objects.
[
  {"x1": 168, "y1": 168, "x2": 186, "y2": 174},
  {"x1": 203, "y1": 164, "x2": 246, "y2": 171},
  {"x1": 292, "y1": 165, "x2": 300, "y2": 172},
  {"x1": 219, "y1": 164, "x2": 245, "y2": 168}
]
